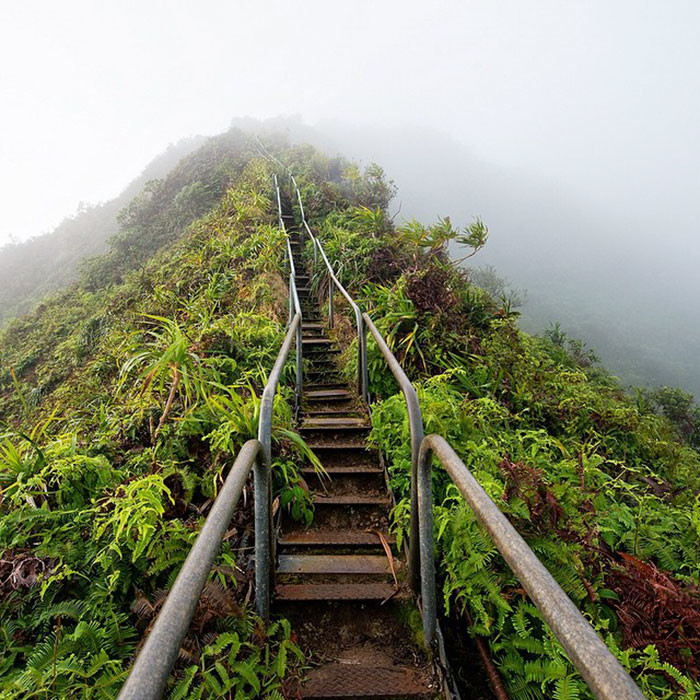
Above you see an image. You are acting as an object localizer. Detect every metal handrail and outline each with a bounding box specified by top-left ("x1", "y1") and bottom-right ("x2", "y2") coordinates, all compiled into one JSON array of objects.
[
  {"x1": 119, "y1": 175, "x2": 310, "y2": 698},
  {"x1": 255, "y1": 314, "x2": 301, "y2": 620},
  {"x1": 118, "y1": 439, "x2": 264, "y2": 700},
  {"x1": 418, "y1": 435, "x2": 644, "y2": 700},
  {"x1": 274, "y1": 174, "x2": 303, "y2": 402},
  {"x1": 289, "y1": 174, "x2": 369, "y2": 403},
  {"x1": 362, "y1": 313, "x2": 424, "y2": 592}
]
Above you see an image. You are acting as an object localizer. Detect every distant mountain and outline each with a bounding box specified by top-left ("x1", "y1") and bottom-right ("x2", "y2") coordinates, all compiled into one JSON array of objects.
[
  {"x1": 0, "y1": 136, "x2": 206, "y2": 324},
  {"x1": 236, "y1": 117, "x2": 700, "y2": 396}
]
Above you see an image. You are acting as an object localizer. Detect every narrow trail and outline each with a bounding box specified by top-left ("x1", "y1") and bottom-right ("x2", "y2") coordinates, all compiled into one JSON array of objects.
[{"x1": 275, "y1": 199, "x2": 439, "y2": 698}]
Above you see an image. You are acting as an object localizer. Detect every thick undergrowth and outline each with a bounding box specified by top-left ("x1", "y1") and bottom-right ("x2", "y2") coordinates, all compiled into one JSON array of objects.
[
  {"x1": 2, "y1": 134, "x2": 699, "y2": 700},
  {"x1": 0, "y1": 149, "x2": 315, "y2": 697},
  {"x1": 288, "y1": 154, "x2": 700, "y2": 699}
]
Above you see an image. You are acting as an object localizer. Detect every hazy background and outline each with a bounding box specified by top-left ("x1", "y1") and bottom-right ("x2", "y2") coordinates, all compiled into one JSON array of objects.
[{"x1": 2, "y1": 1, "x2": 699, "y2": 392}]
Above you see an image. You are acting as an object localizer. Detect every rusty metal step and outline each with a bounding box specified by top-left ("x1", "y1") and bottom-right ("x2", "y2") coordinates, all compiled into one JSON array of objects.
[
  {"x1": 302, "y1": 336, "x2": 332, "y2": 344},
  {"x1": 300, "y1": 663, "x2": 434, "y2": 698},
  {"x1": 305, "y1": 388, "x2": 353, "y2": 401},
  {"x1": 300, "y1": 465, "x2": 382, "y2": 475},
  {"x1": 313, "y1": 494, "x2": 388, "y2": 506},
  {"x1": 277, "y1": 554, "x2": 396, "y2": 575},
  {"x1": 302, "y1": 411, "x2": 366, "y2": 419},
  {"x1": 275, "y1": 582, "x2": 401, "y2": 601},
  {"x1": 302, "y1": 417, "x2": 370, "y2": 428},
  {"x1": 305, "y1": 382, "x2": 349, "y2": 390},
  {"x1": 305, "y1": 441, "x2": 372, "y2": 450},
  {"x1": 278, "y1": 531, "x2": 395, "y2": 547},
  {"x1": 305, "y1": 361, "x2": 340, "y2": 371}
]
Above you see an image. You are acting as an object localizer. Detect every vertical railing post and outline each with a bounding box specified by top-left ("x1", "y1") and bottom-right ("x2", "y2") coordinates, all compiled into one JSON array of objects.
[
  {"x1": 254, "y1": 425, "x2": 272, "y2": 621},
  {"x1": 296, "y1": 317, "x2": 303, "y2": 403},
  {"x1": 328, "y1": 275, "x2": 334, "y2": 328},
  {"x1": 408, "y1": 411, "x2": 424, "y2": 594},
  {"x1": 417, "y1": 440, "x2": 437, "y2": 646}
]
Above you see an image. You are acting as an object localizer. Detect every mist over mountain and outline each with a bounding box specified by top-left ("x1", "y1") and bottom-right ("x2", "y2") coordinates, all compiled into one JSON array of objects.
[
  {"x1": 243, "y1": 117, "x2": 700, "y2": 396},
  {"x1": 1, "y1": 116, "x2": 698, "y2": 398},
  {"x1": 0, "y1": 136, "x2": 205, "y2": 323}
]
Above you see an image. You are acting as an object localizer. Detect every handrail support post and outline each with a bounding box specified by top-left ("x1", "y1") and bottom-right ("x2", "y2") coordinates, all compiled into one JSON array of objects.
[{"x1": 417, "y1": 441, "x2": 437, "y2": 646}]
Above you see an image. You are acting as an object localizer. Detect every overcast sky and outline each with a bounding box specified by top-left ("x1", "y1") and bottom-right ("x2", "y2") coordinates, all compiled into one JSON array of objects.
[{"x1": 1, "y1": 1, "x2": 698, "y2": 246}]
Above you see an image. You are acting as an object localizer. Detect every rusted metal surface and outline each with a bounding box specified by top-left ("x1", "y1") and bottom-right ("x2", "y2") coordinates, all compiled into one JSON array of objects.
[
  {"x1": 118, "y1": 440, "x2": 263, "y2": 700},
  {"x1": 300, "y1": 465, "x2": 383, "y2": 475},
  {"x1": 301, "y1": 664, "x2": 434, "y2": 698},
  {"x1": 305, "y1": 441, "x2": 374, "y2": 451},
  {"x1": 275, "y1": 582, "x2": 402, "y2": 601},
  {"x1": 418, "y1": 434, "x2": 644, "y2": 700},
  {"x1": 278, "y1": 554, "x2": 395, "y2": 575},
  {"x1": 279, "y1": 531, "x2": 395, "y2": 546},
  {"x1": 312, "y1": 494, "x2": 387, "y2": 506},
  {"x1": 301, "y1": 417, "x2": 370, "y2": 427}
]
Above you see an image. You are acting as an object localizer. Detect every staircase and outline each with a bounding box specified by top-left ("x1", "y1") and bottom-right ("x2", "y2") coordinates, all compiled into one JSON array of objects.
[{"x1": 274, "y1": 203, "x2": 440, "y2": 699}]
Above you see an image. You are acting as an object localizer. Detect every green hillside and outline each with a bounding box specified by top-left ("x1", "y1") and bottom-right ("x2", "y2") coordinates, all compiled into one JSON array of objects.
[
  {"x1": 0, "y1": 134, "x2": 698, "y2": 698},
  {"x1": 0, "y1": 136, "x2": 205, "y2": 326}
]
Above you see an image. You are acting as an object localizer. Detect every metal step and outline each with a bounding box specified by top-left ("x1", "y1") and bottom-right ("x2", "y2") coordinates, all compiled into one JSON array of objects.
[
  {"x1": 275, "y1": 582, "x2": 401, "y2": 601},
  {"x1": 313, "y1": 494, "x2": 388, "y2": 506},
  {"x1": 277, "y1": 554, "x2": 396, "y2": 575},
  {"x1": 278, "y1": 531, "x2": 395, "y2": 547},
  {"x1": 305, "y1": 388, "x2": 353, "y2": 401},
  {"x1": 301, "y1": 417, "x2": 370, "y2": 428},
  {"x1": 300, "y1": 663, "x2": 434, "y2": 699},
  {"x1": 301, "y1": 409, "x2": 366, "y2": 418},
  {"x1": 305, "y1": 382, "x2": 348, "y2": 390},
  {"x1": 305, "y1": 441, "x2": 373, "y2": 451},
  {"x1": 300, "y1": 465, "x2": 382, "y2": 475}
]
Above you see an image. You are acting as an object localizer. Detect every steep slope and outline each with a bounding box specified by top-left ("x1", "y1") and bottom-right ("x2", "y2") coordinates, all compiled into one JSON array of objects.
[
  {"x1": 1, "y1": 135, "x2": 699, "y2": 699},
  {"x1": 0, "y1": 150, "x2": 297, "y2": 696},
  {"x1": 0, "y1": 136, "x2": 205, "y2": 325}
]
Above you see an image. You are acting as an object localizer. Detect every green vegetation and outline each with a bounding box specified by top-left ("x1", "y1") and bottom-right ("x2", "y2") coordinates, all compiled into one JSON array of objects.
[
  {"x1": 295, "y1": 168, "x2": 700, "y2": 698},
  {"x1": 0, "y1": 145, "x2": 312, "y2": 697},
  {"x1": 0, "y1": 137, "x2": 205, "y2": 326},
  {"x1": 1, "y1": 132, "x2": 699, "y2": 699}
]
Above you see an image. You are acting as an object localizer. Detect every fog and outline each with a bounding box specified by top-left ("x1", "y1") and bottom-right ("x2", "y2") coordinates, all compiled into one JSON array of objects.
[{"x1": 2, "y1": 1, "x2": 699, "y2": 392}]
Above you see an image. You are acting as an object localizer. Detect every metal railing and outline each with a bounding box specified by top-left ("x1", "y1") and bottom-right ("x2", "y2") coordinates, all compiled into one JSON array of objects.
[
  {"x1": 118, "y1": 175, "x2": 306, "y2": 698},
  {"x1": 288, "y1": 174, "x2": 369, "y2": 403},
  {"x1": 120, "y1": 158, "x2": 645, "y2": 699},
  {"x1": 255, "y1": 313, "x2": 300, "y2": 620},
  {"x1": 274, "y1": 174, "x2": 303, "y2": 402},
  {"x1": 118, "y1": 440, "x2": 264, "y2": 700},
  {"x1": 256, "y1": 173, "x2": 306, "y2": 620},
  {"x1": 282, "y1": 171, "x2": 643, "y2": 699},
  {"x1": 417, "y1": 435, "x2": 645, "y2": 700},
  {"x1": 362, "y1": 313, "x2": 423, "y2": 591}
]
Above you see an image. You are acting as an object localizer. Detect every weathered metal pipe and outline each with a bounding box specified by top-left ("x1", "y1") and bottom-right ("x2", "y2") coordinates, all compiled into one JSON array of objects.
[
  {"x1": 256, "y1": 313, "x2": 301, "y2": 621},
  {"x1": 418, "y1": 434, "x2": 645, "y2": 700},
  {"x1": 362, "y1": 312, "x2": 424, "y2": 592},
  {"x1": 118, "y1": 439, "x2": 263, "y2": 700}
]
